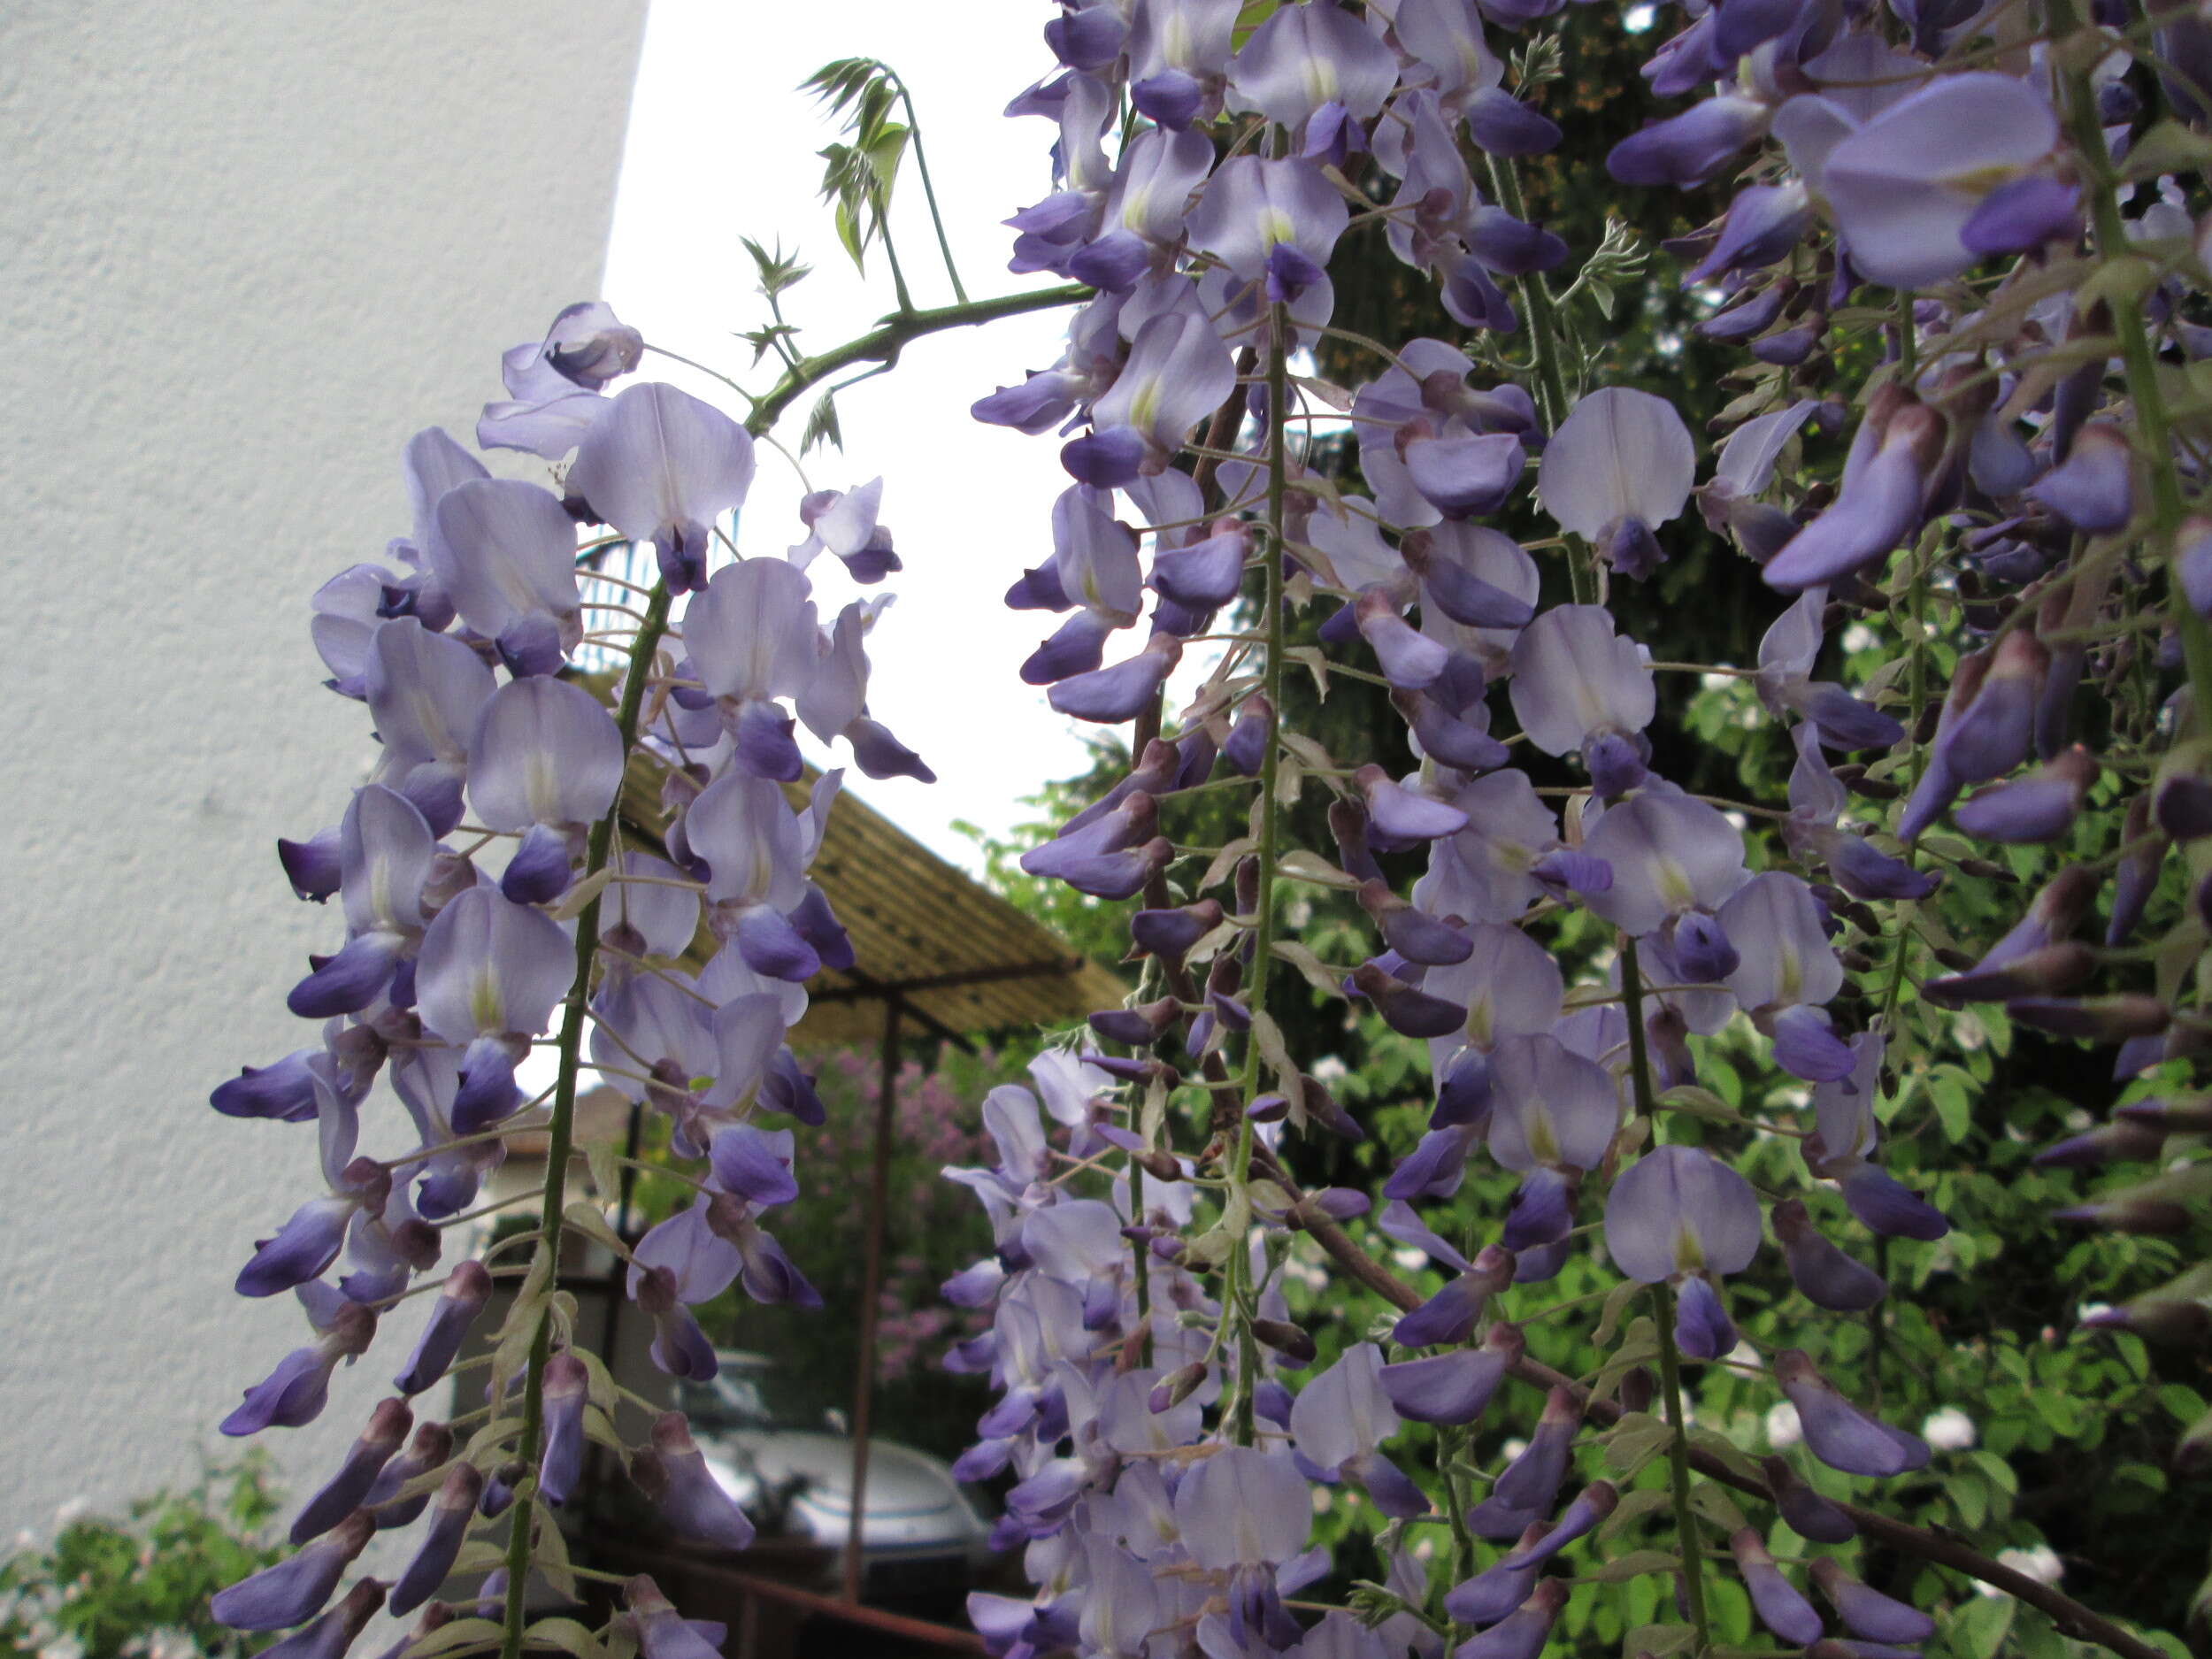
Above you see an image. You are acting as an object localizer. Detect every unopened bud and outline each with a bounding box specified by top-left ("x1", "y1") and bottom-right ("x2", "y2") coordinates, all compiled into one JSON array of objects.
[{"x1": 1250, "y1": 1318, "x2": 1317, "y2": 1367}]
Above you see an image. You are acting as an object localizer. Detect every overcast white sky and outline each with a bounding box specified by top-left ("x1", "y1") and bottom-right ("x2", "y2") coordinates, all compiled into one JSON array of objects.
[{"x1": 603, "y1": 0, "x2": 1105, "y2": 872}]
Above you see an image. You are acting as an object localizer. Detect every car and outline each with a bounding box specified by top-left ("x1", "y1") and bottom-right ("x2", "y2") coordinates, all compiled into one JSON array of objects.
[{"x1": 675, "y1": 1352, "x2": 999, "y2": 1604}]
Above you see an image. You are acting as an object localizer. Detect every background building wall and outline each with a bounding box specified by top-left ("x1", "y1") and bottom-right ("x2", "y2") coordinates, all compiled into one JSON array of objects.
[{"x1": 0, "y1": 0, "x2": 648, "y2": 1533}]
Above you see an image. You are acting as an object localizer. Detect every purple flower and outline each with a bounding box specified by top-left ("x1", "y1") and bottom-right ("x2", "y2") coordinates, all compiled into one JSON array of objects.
[
  {"x1": 1775, "y1": 1348, "x2": 1931, "y2": 1477},
  {"x1": 1378, "y1": 1323, "x2": 1525, "y2": 1425},
  {"x1": 1228, "y1": 1, "x2": 1398, "y2": 134},
  {"x1": 288, "y1": 786, "x2": 434, "y2": 1018},
  {"x1": 364, "y1": 618, "x2": 495, "y2": 834},
  {"x1": 414, "y1": 887, "x2": 575, "y2": 1133},
  {"x1": 253, "y1": 1582, "x2": 385, "y2": 1659},
  {"x1": 431, "y1": 478, "x2": 583, "y2": 673},
  {"x1": 633, "y1": 1411, "x2": 756, "y2": 1551},
  {"x1": 288, "y1": 1398, "x2": 411, "y2": 1544},
  {"x1": 388, "y1": 1463, "x2": 483, "y2": 1616},
  {"x1": 567, "y1": 382, "x2": 757, "y2": 593},
  {"x1": 1537, "y1": 389, "x2": 1695, "y2": 581},
  {"x1": 1772, "y1": 1198, "x2": 1886, "y2": 1310},
  {"x1": 537, "y1": 1352, "x2": 590, "y2": 1506},
  {"x1": 1819, "y1": 73, "x2": 2058, "y2": 288},
  {"x1": 1731, "y1": 1527, "x2": 1824, "y2": 1643},
  {"x1": 1579, "y1": 791, "x2": 1747, "y2": 939},
  {"x1": 1764, "y1": 396, "x2": 1943, "y2": 592},
  {"x1": 1290, "y1": 1345, "x2": 1427, "y2": 1517},
  {"x1": 1607, "y1": 96, "x2": 1770, "y2": 187},
  {"x1": 1455, "y1": 1579, "x2": 1566, "y2": 1659},
  {"x1": 1606, "y1": 1143, "x2": 1760, "y2": 1283},
  {"x1": 1509, "y1": 606, "x2": 1655, "y2": 764},
  {"x1": 222, "y1": 1294, "x2": 374, "y2": 1436},
  {"x1": 1811, "y1": 1558, "x2": 1938, "y2": 1643},
  {"x1": 540, "y1": 299, "x2": 642, "y2": 388},
  {"x1": 1187, "y1": 157, "x2": 1350, "y2": 303},
  {"x1": 1085, "y1": 301, "x2": 1234, "y2": 482},
  {"x1": 213, "y1": 1511, "x2": 372, "y2": 1630},
  {"x1": 364, "y1": 1421, "x2": 453, "y2": 1529},
  {"x1": 2027, "y1": 421, "x2": 2136, "y2": 532},
  {"x1": 469, "y1": 675, "x2": 624, "y2": 901}
]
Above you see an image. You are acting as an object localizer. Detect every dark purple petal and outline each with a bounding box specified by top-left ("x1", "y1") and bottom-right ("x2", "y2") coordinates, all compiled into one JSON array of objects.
[
  {"x1": 500, "y1": 823, "x2": 574, "y2": 904},
  {"x1": 289, "y1": 1399, "x2": 411, "y2": 1544},
  {"x1": 537, "y1": 1353, "x2": 589, "y2": 1506},
  {"x1": 1467, "y1": 88, "x2": 1562, "y2": 156},
  {"x1": 1404, "y1": 433, "x2": 1525, "y2": 519},
  {"x1": 2028, "y1": 423, "x2": 2133, "y2": 532},
  {"x1": 256, "y1": 1582, "x2": 385, "y2": 1659},
  {"x1": 213, "y1": 1512, "x2": 372, "y2": 1630},
  {"x1": 1732, "y1": 1528, "x2": 1824, "y2": 1643},
  {"x1": 388, "y1": 1464, "x2": 483, "y2": 1617},
  {"x1": 237, "y1": 1197, "x2": 355, "y2": 1298},
  {"x1": 1770, "y1": 1003, "x2": 1858, "y2": 1082},
  {"x1": 1774, "y1": 1199, "x2": 1885, "y2": 1310},
  {"x1": 1607, "y1": 96, "x2": 1768, "y2": 187},
  {"x1": 733, "y1": 904, "x2": 821, "y2": 982},
  {"x1": 1777, "y1": 1349, "x2": 1930, "y2": 1477},
  {"x1": 212, "y1": 1051, "x2": 322, "y2": 1123},
  {"x1": 1048, "y1": 639, "x2": 1179, "y2": 722},
  {"x1": 280, "y1": 832, "x2": 343, "y2": 902},
  {"x1": 1352, "y1": 962, "x2": 1469, "y2": 1038},
  {"x1": 288, "y1": 933, "x2": 404, "y2": 1020},
  {"x1": 1763, "y1": 1453, "x2": 1857, "y2": 1541},
  {"x1": 1673, "y1": 1274, "x2": 1738, "y2": 1360},
  {"x1": 636, "y1": 1413, "x2": 755, "y2": 1551},
  {"x1": 1962, "y1": 174, "x2": 2080, "y2": 255},
  {"x1": 1812, "y1": 1559, "x2": 1937, "y2": 1643},
  {"x1": 1837, "y1": 1164, "x2": 1949, "y2": 1240}
]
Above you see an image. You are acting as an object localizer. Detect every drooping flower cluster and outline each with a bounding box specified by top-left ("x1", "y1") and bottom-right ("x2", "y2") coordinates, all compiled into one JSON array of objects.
[
  {"x1": 941, "y1": 0, "x2": 2207, "y2": 1654},
  {"x1": 196, "y1": 0, "x2": 2212, "y2": 1650},
  {"x1": 210, "y1": 301, "x2": 933, "y2": 1656}
]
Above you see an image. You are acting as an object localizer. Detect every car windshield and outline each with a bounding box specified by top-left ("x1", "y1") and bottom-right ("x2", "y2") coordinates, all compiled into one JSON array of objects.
[{"x1": 675, "y1": 1363, "x2": 825, "y2": 1434}]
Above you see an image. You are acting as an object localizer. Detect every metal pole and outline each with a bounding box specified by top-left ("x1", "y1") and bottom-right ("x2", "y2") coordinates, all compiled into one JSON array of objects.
[{"x1": 842, "y1": 995, "x2": 902, "y2": 1603}]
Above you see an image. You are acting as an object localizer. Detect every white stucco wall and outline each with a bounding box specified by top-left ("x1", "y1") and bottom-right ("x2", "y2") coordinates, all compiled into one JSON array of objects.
[{"x1": 0, "y1": 1, "x2": 647, "y2": 1536}]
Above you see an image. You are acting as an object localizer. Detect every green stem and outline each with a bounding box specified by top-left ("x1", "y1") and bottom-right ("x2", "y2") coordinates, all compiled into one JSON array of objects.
[
  {"x1": 1486, "y1": 155, "x2": 1594, "y2": 604},
  {"x1": 496, "y1": 585, "x2": 672, "y2": 1659},
  {"x1": 1228, "y1": 303, "x2": 1291, "y2": 1449},
  {"x1": 893, "y1": 80, "x2": 969, "y2": 303},
  {"x1": 2052, "y1": 0, "x2": 2212, "y2": 718},
  {"x1": 1879, "y1": 550, "x2": 1932, "y2": 1034},
  {"x1": 493, "y1": 283, "x2": 1090, "y2": 1659},
  {"x1": 874, "y1": 187, "x2": 918, "y2": 315},
  {"x1": 1619, "y1": 940, "x2": 1714, "y2": 1654},
  {"x1": 749, "y1": 284, "x2": 1087, "y2": 430}
]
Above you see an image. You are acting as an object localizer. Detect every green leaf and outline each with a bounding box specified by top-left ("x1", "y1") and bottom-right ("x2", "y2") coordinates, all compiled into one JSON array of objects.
[
  {"x1": 803, "y1": 390, "x2": 844, "y2": 456},
  {"x1": 1949, "y1": 1471, "x2": 1988, "y2": 1530},
  {"x1": 1601, "y1": 1412, "x2": 1673, "y2": 1479},
  {"x1": 1686, "y1": 1480, "x2": 1747, "y2": 1535},
  {"x1": 2157, "y1": 1383, "x2": 2207, "y2": 1425},
  {"x1": 1598, "y1": 1486, "x2": 1674, "y2": 1541},
  {"x1": 1591, "y1": 1549, "x2": 1679, "y2": 1582},
  {"x1": 528, "y1": 1619, "x2": 613, "y2": 1659},
  {"x1": 1623, "y1": 1622, "x2": 1698, "y2": 1658}
]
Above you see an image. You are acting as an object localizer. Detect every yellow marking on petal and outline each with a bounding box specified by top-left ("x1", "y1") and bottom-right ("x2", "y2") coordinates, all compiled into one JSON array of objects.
[
  {"x1": 1673, "y1": 1224, "x2": 1705, "y2": 1274},
  {"x1": 469, "y1": 967, "x2": 503, "y2": 1032},
  {"x1": 1943, "y1": 161, "x2": 2023, "y2": 194},
  {"x1": 1130, "y1": 380, "x2": 1161, "y2": 436},
  {"x1": 526, "y1": 754, "x2": 560, "y2": 825}
]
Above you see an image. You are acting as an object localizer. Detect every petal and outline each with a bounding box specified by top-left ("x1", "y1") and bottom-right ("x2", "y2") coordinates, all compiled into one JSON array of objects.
[{"x1": 568, "y1": 382, "x2": 757, "y2": 544}]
